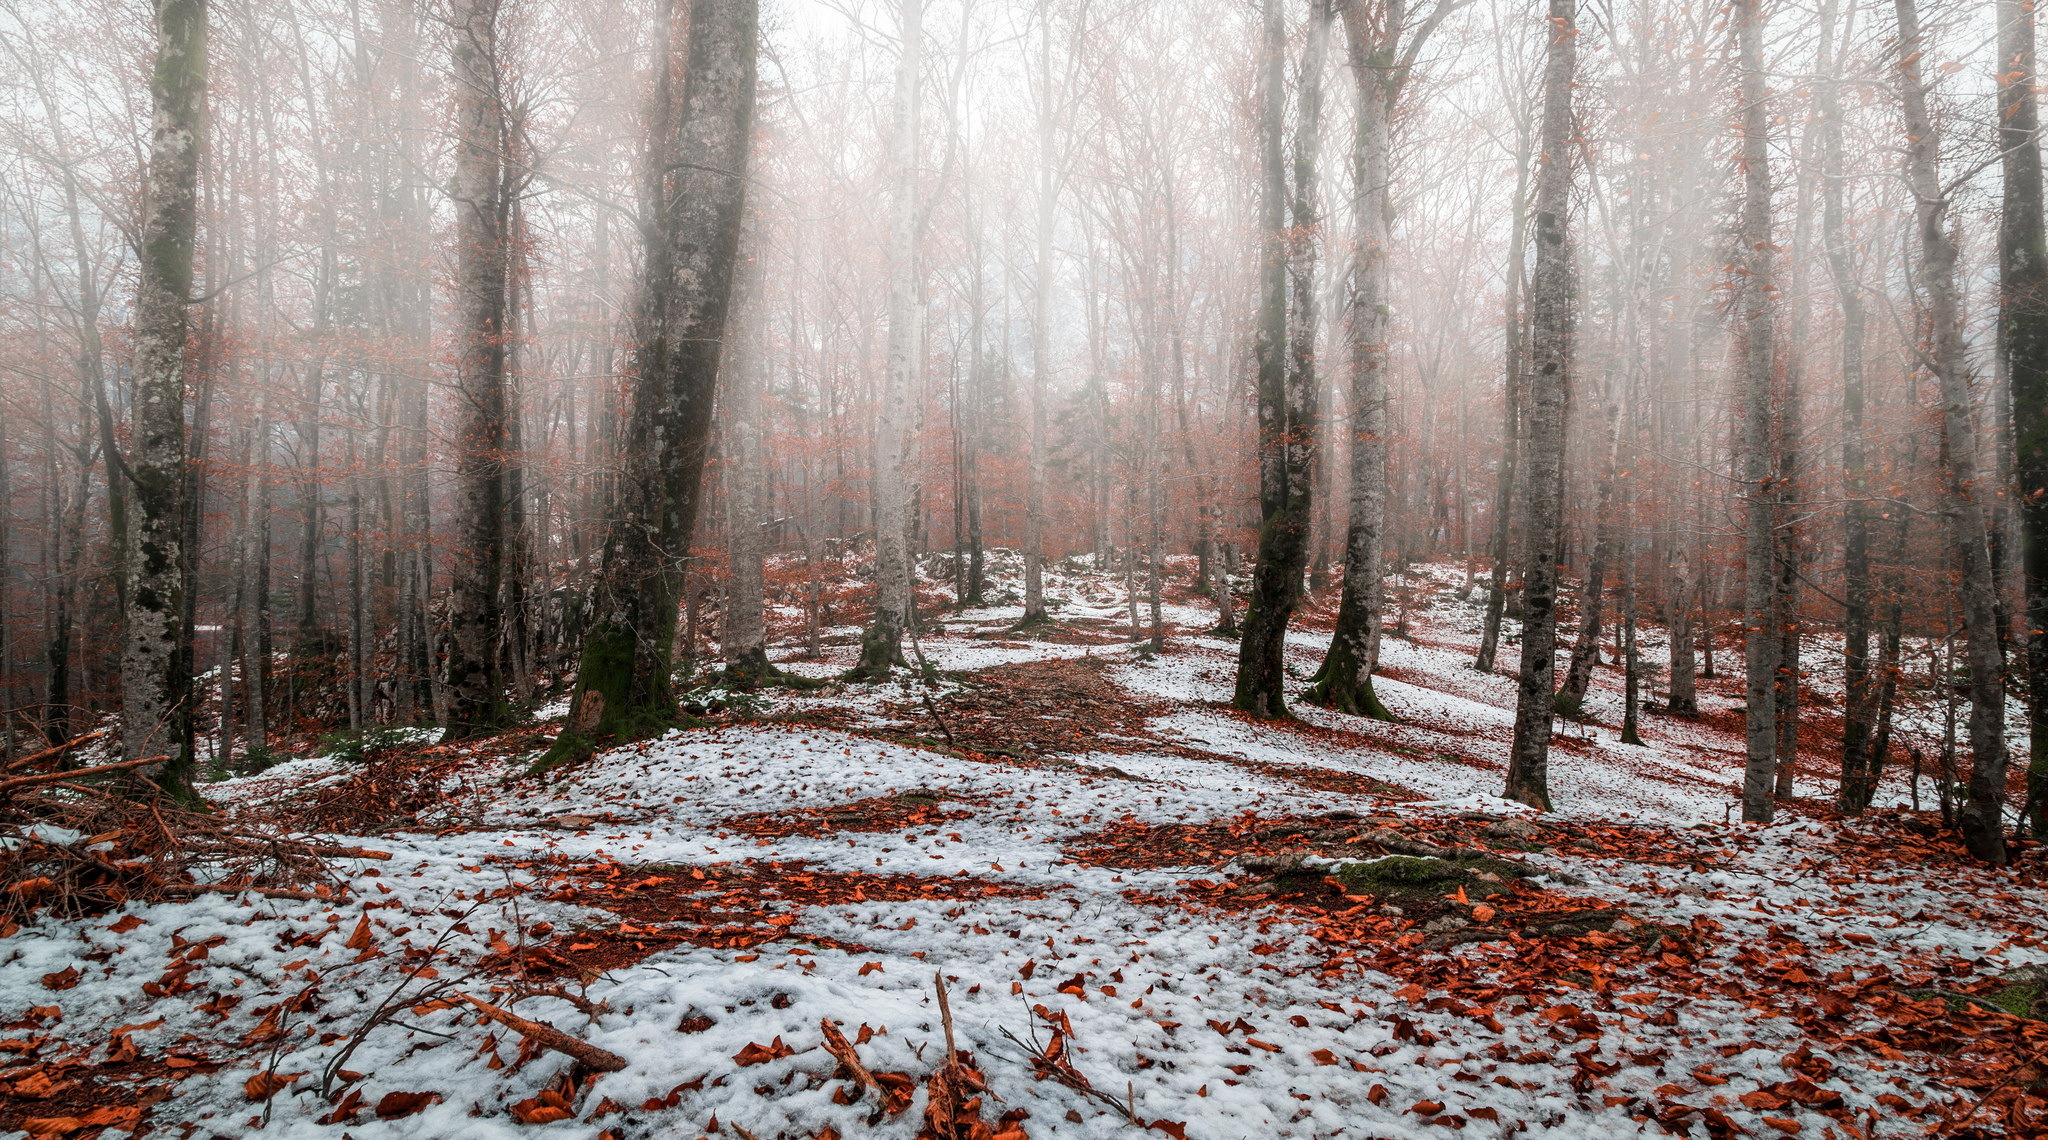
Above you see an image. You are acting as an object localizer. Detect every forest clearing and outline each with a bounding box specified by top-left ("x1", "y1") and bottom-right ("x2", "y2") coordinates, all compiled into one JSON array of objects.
[{"x1": 5, "y1": 0, "x2": 2048, "y2": 1134}]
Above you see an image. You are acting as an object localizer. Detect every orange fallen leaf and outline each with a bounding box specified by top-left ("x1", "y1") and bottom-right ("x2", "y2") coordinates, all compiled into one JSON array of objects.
[
  {"x1": 374, "y1": 1091, "x2": 441, "y2": 1119},
  {"x1": 243, "y1": 1070, "x2": 304, "y2": 1101}
]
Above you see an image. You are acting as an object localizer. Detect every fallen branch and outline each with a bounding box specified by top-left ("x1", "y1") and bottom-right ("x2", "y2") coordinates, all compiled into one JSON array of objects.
[
  {"x1": 456, "y1": 992, "x2": 627, "y2": 1072},
  {"x1": 1, "y1": 730, "x2": 107, "y2": 774},
  {"x1": 0, "y1": 756, "x2": 157, "y2": 797}
]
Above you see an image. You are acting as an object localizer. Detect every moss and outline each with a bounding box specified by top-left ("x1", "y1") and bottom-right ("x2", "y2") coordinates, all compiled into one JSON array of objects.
[
  {"x1": 1324, "y1": 854, "x2": 1522, "y2": 904},
  {"x1": 846, "y1": 619, "x2": 907, "y2": 681},
  {"x1": 1986, "y1": 983, "x2": 2044, "y2": 1019}
]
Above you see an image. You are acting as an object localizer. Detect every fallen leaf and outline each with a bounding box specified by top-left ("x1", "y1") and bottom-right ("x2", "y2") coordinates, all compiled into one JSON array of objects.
[
  {"x1": 374, "y1": 1091, "x2": 441, "y2": 1119},
  {"x1": 244, "y1": 1070, "x2": 305, "y2": 1100}
]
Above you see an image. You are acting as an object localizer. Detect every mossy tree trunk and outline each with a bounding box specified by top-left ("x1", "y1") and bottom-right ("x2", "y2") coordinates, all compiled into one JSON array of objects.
[
  {"x1": 121, "y1": 0, "x2": 208, "y2": 803},
  {"x1": 556, "y1": 0, "x2": 758, "y2": 754}
]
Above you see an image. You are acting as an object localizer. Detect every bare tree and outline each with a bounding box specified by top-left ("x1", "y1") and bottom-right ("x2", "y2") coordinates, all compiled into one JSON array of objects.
[
  {"x1": 1736, "y1": 0, "x2": 1778, "y2": 824},
  {"x1": 1895, "y1": 0, "x2": 2008, "y2": 862},
  {"x1": 442, "y1": 0, "x2": 512, "y2": 739},
  {"x1": 1232, "y1": 0, "x2": 1313, "y2": 718},
  {"x1": 2000, "y1": 0, "x2": 2048, "y2": 837},
  {"x1": 853, "y1": 0, "x2": 924, "y2": 678},
  {"x1": 1501, "y1": 0, "x2": 1575, "y2": 811},
  {"x1": 555, "y1": 0, "x2": 758, "y2": 752},
  {"x1": 121, "y1": 0, "x2": 208, "y2": 801}
]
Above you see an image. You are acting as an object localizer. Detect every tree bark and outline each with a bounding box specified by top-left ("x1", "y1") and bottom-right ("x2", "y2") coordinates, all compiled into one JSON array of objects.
[
  {"x1": 121, "y1": 0, "x2": 208, "y2": 803},
  {"x1": 554, "y1": 0, "x2": 757, "y2": 754},
  {"x1": 2000, "y1": 0, "x2": 2048, "y2": 837},
  {"x1": 1737, "y1": 0, "x2": 1780, "y2": 824},
  {"x1": 1307, "y1": 0, "x2": 1398, "y2": 721},
  {"x1": 1502, "y1": 0, "x2": 1576, "y2": 811},
  {"x1": 1820, "y1": 0, "x2": 1876, "y2": 809},
  {"x1": 442, "y1": 0, "x2": 511, "y2": 739},
  {"x1": 1232, "y1": 0, "x2": 1314, "y2": 719},
  {"x1": 853, "y1": 0, "x2": 923, "y2": 677},
  {"x1": 1021, "y1": 5, "x2": 1058, "y2": 629},
  {"x1": 1897, "y1": 0, "x2": 2009, "y2": 862}
]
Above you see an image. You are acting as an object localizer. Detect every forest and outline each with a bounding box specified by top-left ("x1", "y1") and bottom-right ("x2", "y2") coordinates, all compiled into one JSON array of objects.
[{"x1": 0, "y1": 0, "x2": 2045, "y2": 1135}]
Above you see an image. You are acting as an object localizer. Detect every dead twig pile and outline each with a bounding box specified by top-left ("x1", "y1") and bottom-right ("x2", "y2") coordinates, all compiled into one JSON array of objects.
[{"x1": 0, "y1": 733, "x2": 382, "y2": 927}]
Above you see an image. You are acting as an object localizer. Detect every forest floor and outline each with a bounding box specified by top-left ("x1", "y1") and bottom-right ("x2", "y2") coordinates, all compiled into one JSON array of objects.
[{"x1": 2, "y1": 557, "x2": 2046, "y2": 1140}]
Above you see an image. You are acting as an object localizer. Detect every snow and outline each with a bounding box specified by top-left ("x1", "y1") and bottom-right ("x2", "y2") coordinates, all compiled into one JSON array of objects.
[{"x1": 3, "y1": 558, "x2": 2042, "y2": 1139}]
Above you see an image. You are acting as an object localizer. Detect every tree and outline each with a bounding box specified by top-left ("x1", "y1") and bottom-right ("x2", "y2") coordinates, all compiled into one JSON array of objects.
[
  {"x1": 1233, "y1": 0, "x2": 1314, "y2": 718},
  {"x1": 2001, "y1": 0, "x2": 2048, "y2": 838},
  {"x1": 852, "y1": 0, "x2": 924, "y2": 679},
  {"x1": 121, "y1": 0, "x2": 208, "y2": 802},
  {"x1": 1896, "y1": 0, "x2": 2008, "y2": 862},
  {"x1": 1302, "y1": 0, "x2": 1464, "y2": 719},
  {"x1": 1736, "y1": 0, "x2": 1779, "y2": 825},
  {"x1": 555, "y1": 0, "x2": 758, "y2": 752},
  {"x1": 442, "y1": 0, "x2": 512, "y2": 740},
  {"x1": 1820, "y1": 0, "x2": 1881, "y2": 811},
  {"x1": 1501, "y1": 0, "x2": 1574, "y2": 811}
]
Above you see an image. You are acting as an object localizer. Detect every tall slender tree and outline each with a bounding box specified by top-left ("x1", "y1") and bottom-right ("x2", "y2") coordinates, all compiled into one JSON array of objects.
[
  {"x1": 1736, "y1": 0, "x2": 1779, "y2": 824},
  {"x1": 442, "y1": 0, "x2": 512, "y2": 739},
  {"x1": 1896, "y1": 0, "x2": 2008, "y2": 862},
  {"x1": 2001, "y1": 0, "x2": 2048, "y2": 837},
  {"x1": 1502, "y1": 0, "x2": 1575, "y2": 810},
  {"x1": 1233, "y1": 0, "x2": 1313, "y2": 718}
]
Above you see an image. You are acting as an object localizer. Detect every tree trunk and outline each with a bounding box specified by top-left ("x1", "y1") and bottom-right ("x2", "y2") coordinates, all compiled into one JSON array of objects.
[
  {"x1": 722, "y1": 233, "x2": 777, "y2": 681},
  {"x1": 1502, "y1": 0, "x2": 1576, "y2": 811},
  {"x1": 1821, "y1": 0, "x2": 1876, "y2": 809},
  {"x1": 853, "y1": 0, "x2": 922, "y2": 678},
  {"x1": 1737, "y1": 0, "x2": 1780, "y2": 824},
  {"x1": 1232, "y1": 0, "x2": 1314, "y2": 719},
  {"x1": 121, "y1": 0, "x2": 207, "y2": 803},
  {"x1": 1555, "y1": 411, "x2": 1618, "y2": 716},
  {"x1": 554, "y1": 0, "x2": 756, "y2": 755},
  {"x1": 1021, "y1": 6, "x2": 1057, "y2": 629},
  {"x1": 1307, "y1": 1, "x2": 1396, "y2": 722},
  {"x1": 1476, "y1": 111, "x2": 1532, "y2": 676},
  {"x1": 442, "y1": 0, "x2": 511, "y2": 739},
  {"x1": 2000, "y1": 0, "x2": 2048, "y2": 837},
  {"x1": 1897, "y1": 0, "x2": 2009, "y2": 862}
]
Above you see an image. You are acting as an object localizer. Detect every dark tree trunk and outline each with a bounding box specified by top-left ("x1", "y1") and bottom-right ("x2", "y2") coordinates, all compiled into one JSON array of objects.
[
  {"x1": 1233, "y1": 0, "x2": 1314, "y2": 718},
  {"x1": 554, "y1": 0, "x2": 757, "y2": 755},
  {"x1": 2000, "y1": 0, "x2": 2048, "y2": 837},
  {"x1": 1737, "y1": 0, "x2": 1780, "y2": 824},
  {"x1": 1821, "y1": 0, "x2": 1876, "y2": 810},
  {"x1": 442, "y1": 0, "x2": 512, "y2": 740},
  {"x1": 1502, "y1": 0, "x2": 1576, "y2": 811}
]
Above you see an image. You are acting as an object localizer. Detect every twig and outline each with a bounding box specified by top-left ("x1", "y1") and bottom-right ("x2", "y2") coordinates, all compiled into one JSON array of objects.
[
  {"x1": 934, "y1": 971, "x2": 960, "y2": 1062},
  {"x1": 456, "y1": 992, "x2": 627, "y2": 1072}
]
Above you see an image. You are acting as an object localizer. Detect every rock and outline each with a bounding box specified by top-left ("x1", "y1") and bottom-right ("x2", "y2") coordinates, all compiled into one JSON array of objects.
[
  {"x1": 1483, "y1": 818, "x2": 1540, "y2": 840},
  {"x1": 1235, "y1": 852, "x2": 1313, "y2": 875},
  {"x1": 1422, "y1": 914, "x2": 1472, "y2": 934}
]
